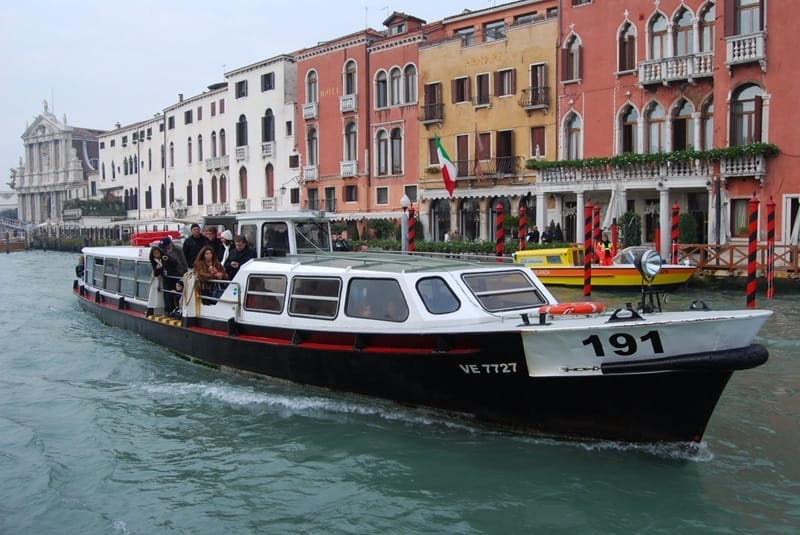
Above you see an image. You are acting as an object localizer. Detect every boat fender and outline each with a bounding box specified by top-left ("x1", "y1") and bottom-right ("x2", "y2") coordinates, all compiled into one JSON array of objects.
[
  {"x1": 538, "y1": 302, "x2": 604, "y2": 324},
  {"x1": 95, "y1": 290, "x2": 101, "y2": 304},
  {"x1": 118, "y1": 296, "x2": 125, "y2": 310}
]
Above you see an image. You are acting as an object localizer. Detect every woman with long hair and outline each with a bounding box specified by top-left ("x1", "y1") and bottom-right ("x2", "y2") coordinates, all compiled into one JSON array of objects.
[{"x1": 192, "y1": 245, "x2": 227, "y2": 305}]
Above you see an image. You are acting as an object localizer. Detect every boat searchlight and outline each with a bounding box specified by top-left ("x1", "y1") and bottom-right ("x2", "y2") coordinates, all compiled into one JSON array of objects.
[{"x1": 634, "y1": 249, "x2": 662, "y2": 282}]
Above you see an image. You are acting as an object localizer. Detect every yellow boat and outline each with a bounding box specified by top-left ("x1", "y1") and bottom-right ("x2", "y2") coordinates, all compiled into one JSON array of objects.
[{"x1": 513, "y1": 245, "x2": 698, "y2": 288}]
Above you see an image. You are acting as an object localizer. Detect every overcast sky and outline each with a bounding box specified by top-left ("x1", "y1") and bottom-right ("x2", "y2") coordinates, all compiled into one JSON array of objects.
[{"x1": 0, "y1": 0, "x2": 490, "y2": 191}]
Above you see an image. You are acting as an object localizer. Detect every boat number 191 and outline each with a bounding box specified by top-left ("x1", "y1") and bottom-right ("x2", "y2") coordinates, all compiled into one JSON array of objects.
[{"x1": 582, "y1": 330, "x2": 664, "y2": 357}]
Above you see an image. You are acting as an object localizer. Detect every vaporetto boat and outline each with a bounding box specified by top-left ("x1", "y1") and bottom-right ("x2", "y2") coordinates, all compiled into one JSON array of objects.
[{"x1": 73, "y1": 212, "x2": 771, "y2": 443}]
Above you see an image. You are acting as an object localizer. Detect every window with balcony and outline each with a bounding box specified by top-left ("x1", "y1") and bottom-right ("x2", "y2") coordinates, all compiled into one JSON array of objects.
[
  {"x1": 307, "y1": 128, "x2": 318, "y2": 166},
  {"x1": 731, "y1": 84, "x2": 763, "y2": 145},
  {"x1": 239, "y1": 167, "x2": 248, "y2": 199},
  {"x1": 649, "y1": 14, "x2": 667, "y2": 60},
  {"x1": 403, "y1": 64, "x2": 417, "y2": 103},
  {"x1": 475, "y1": 73, "x2": 490, "y2": 106},
  {"x1": 672, "y1": 99, "x2": 695, "y2": 151},
  {"x1": 262, "y1": 72, "x2": 275, "y2": 92},
  {"x1": 495, "y1": 68, "x2": 516, "y2": 97},
  {"x1": 390, "y1": 67, "x2": 402, "y2": 106},
  {"x1": 376, "y1": 130, "x2": 388, "y2": 176},
  {"x1": 375, "y1": 71, "x2": 388, "y2": 108},
  {"x1": 344, "y1": 122, "x2": 357, "y2": 162},
  {"x1": 484, "y1": 20, "x2": 505, "y2": 41},
  {"x1": 391, "y1": 128, "x2": 402, "y2": 175},
  {"x1": 564, "y1": 113, "x2": 582, "y2": 160},
  {"x1": 673, "y1": 8, "x2": 695, "y2": 56},
  {"x1": 211, "y1": 176, "x2": 218, "y2": 204},
  {"x1": 236, "y1": 80, "x2": 248, "y2": 98},
  {"x1": 306, "y1": 70, "x2": 318, "y2": 103},
  {"x1": 236, "y1": 114, "x2": 248, "y2": 147},
  {"x1": 211, "y1": 131, "x2": 217, "y2": 158},
  {"x1": 645, "y1": 102, "x2": 666, "y2": 153},
  {"x1": 220, "y1": 175, "x2": 227, "y2": 203},
  {"x1": 452, "y1": 76, "x2": 471, "y2": 103},
  {"x1": 422, "y1": 82, "x2": 443, "y2": 122},
  {"x1": 220, "y1": 129, "x2": 227, "y2": 156},
  {"x1": 733, "y1": 0, "x2": 762, "y2": 34},
  {"x1": 561, "y1": 35, "x2": 582, "y2": 81},
  {"x1": 620, "y1": 105, "x2": 639, "y2": 154},
  {"x1": 262, "y1": 109, "x2": 275, "y2": 142},
  {"x1": 343, "y1": 60, "x2": 356, "y2": 95},
  {"x1": 455, "y1": 27, "x2": 475, "y2": 46},
  {"x1": 699, "y1": 4, "x2": 716, "y2": 53},
  {"x1": 265, "y1": 163, "x2": 274, "y2": 197},
  {"x1": 618, "y1": 22, "x2": 636, "y2": 72},
  {"x1": 701, "y1": 98, "x2": 714, "y2": 150}
]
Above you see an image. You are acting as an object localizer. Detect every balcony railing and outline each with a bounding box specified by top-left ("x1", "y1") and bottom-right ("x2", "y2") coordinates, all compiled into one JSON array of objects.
[
  {"x1": 303, "y1": 198, "x2": 334, "y2": 212},
  {"x1": 339, "y1": 94, "x2": 357, "y2": 113},
  {"x1": 518, "y1": 86, "x2": 550, "y2": 110},
  {"x1": 726, "y1": 32, "x2": 766, "y2": 71},
  {"x1": 537, "y1": 159, "x2": 713, "y2": 184},
  {"x1": 638, "y1": 52, "x2": 714, "y2": 85},
  {"x1": 420, "y1": 102, "x2": 443, "y2": 124},
  {"x1": 261, "y1": 197, "x2": 277, "y2": 211},
  {"x1": 205, "y1": 203, "x2": 229, "y2": 216},
  {"x1": 205, "y1": 157, "x2": 222, "y2": 171},
  {"x1": 303, "y1": 165, "x2": 318, "y2": 181},
  {"x1": 340, "y1": 160, "x2": 357, "y2": 177},
  {"x1": 453, "y1": 156, "x2": 523, "y2": 178},
  {"x1": 235, "y1": 198, "x2": 250, "y2": 213},
  {"x1": 721, "y1": 154, "x2": 767, "y2": 180},
  {"x1": 261, "y1": 141, "x2": 275, "y2": 158},
  {"x1": 235, "y1": 146, "x2": 249, "y2": 162},
  {"x1": 302, "y1": 102, "x2": 318, "y2": 120}
]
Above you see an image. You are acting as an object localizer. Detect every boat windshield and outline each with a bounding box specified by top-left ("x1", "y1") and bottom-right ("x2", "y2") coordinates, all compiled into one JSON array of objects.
[
  {"x1": 295, "y1": 221, "x2": 332, "y2": 253},
  {"x1": 462, "y1": 271, "x2": 548, "y2": 312}
]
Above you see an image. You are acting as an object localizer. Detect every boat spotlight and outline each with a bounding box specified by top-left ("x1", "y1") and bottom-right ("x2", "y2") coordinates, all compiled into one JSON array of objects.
[{"x1": 635, "y1": 249, "x2": 662, "y2": 282}]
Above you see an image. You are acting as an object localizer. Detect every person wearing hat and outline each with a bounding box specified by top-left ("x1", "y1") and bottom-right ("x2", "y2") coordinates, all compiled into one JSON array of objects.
[
  {"x1": 183, "y1": 223, "x2": 209, "y2": 265},
  {"x1": 219, "y1": 229, "x2": 233, "y2": 269},
  {"x1": 159, "y1": 236, "x2": 188, "y2": 316}
]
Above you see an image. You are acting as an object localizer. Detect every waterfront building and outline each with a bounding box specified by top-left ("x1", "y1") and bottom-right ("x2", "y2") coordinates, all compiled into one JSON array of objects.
[
  {"x1": 11, "y1": 101, "x2": 103, "y2": 224},
  {"x1": 417, "y1": 0, "x2": 559, "y2": 241}
]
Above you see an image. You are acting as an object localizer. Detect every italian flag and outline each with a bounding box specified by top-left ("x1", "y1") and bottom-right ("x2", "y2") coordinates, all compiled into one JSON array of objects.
[{"x1": 434, "y1": 135, "x2": 456, "y2": 197}]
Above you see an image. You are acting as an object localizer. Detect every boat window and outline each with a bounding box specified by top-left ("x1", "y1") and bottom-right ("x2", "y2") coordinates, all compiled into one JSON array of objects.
[
  {"x1": 462, "y1": 270, "x2": 547, "y2": 312},
  {"x1": 416, "y1": 277, "x2": 460, "y2": 314},
  {"x1": 261, "y1": 223, "x2": 289, "y2": 257},
  {"x1": 91, "y1": 256, "x2": 104, "y2": 287},
  {"x1": 289, "y1": 276, "x2": 340, "y2": 319},
  {"x1": 244, "y1": 275, "x2": 286, "y2": 313},
  {"x1": 346, "y1": 278, "x2": 409, "y2": 322},
  {"x1": 104, "y1": 258, "x2": 120, "y2": 292},
  {"x1": 119, "y1": 259, "x2": 136, "y2": 297},
  {"x1": 518, "y1": 256, "x2": 545, "y2": 265},
  {"x1": 135, "y1": 261, "x2": 151, "y2": 299},
  {"x1": 295, "y1": 221, "x2": 331, "y2": 253}
]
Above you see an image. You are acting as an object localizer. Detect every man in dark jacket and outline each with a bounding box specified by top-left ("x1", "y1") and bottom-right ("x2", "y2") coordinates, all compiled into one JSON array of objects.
[
  {"x1": 204, "y1": 226, "x2": 225, "y2": 260},
  {"x1": 183, "y1": 223, "x2": 209, "y2": 265},
  {"x1": 224, "y1": 235, "x2": 257, "y2": 279},
  {"x1": 159, "y1": 237, "x2": 188, "y2": 315}
]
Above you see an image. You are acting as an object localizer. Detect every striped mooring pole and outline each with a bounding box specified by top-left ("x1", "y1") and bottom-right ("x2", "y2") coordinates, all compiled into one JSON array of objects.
[
  {"x1": 746, "y1": 194, "x2": 760, "y2": 308},
  {"x1": 767, "y1": 197, "x2": 775, "y2": 299},
  {"x1": 592, "y1": 202, "x2": 601, "y2": 264},
  {"x1": 584, "y1": 200, "x2": 594, "y2": 296},
  {"x1": 671, "y1": 201, "x2": 680, "y2": 264},
  {"x1": 518, "y1": 204, "x2": 527, "y2": 251},
  {"x1": 495, "y1": 203, "x2": 504, "y2": 261},
  {"x1": 407, "y1": 206, "x2": 416, "y2": 253}
]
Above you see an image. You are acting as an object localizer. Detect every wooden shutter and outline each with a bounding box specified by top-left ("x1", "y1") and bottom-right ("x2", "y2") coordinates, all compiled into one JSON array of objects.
[
  {"x1": 724, "y1": 0, "x2": 735, "y2": 36},
  {"x1": 451, "y1": 79, "x2": 457, "y2": 103},
  {"x1": 753, "y1": 95, "x2": 763, "y2": 143}
]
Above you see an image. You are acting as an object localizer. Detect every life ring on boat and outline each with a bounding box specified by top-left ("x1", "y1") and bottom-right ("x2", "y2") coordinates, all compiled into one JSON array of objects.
[{"x1": 539, "y1": 302, "x2": 605, "y2": 316}]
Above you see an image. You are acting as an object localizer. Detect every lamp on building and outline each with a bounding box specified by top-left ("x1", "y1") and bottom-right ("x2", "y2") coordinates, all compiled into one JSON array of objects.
[
  {"x1": 400, "y1": 194, "x2": 411, "y2": 252},
  {"x1": 279, "y1": 176, "x2": 301, "y2": 196}
]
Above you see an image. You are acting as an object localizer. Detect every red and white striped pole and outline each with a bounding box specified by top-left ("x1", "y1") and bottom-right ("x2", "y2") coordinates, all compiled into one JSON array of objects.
[
  {"x1": 611, "y1": 218, "x2": 619, "y2": 257},
  {"x1": 518, "y1": 204, "x2": 527, "y2": 251},
  {"x1": 584, "y1": 200, "x2": 594, "y2": 296},
  {"x1": 407, "y1": 206, "x2": 416, "y2": 253},
  {"x1": 746, "y1": 194, "x2": 760, "y2": 308},
  {"x1": 766, "y1": 197, "x2": 775, "y2": 299},
  {"x1": 495, "y1": 203, "x2": 504, "y2": 261},
  {"x1": 671, "y1": 201, "x2": 680, "y2": 264}
]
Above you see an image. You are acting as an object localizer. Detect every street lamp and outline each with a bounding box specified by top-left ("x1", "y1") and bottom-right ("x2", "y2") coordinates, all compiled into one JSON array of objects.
[{"x1": 400, "y1": 194, "x2": 410, "y2": 252}]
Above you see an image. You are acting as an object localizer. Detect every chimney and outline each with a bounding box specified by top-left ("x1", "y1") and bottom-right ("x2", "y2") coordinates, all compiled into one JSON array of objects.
[
  {"x1": 115, "y1": 122, "x2": 121, "y2": 129},
  {"x1": 178, "y1": 93, "x2": 184, "y2": 102}
]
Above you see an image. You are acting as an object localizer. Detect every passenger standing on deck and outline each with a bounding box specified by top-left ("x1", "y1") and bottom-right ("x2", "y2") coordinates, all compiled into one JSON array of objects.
[
  {"x1": 193, "y1": 245, "x2": 227, "y2": 305},
  {"x1": 204, "y1": 226, "x2": 224, "y2": 260},
  {"x1": 183, "y1": 223, "x2": 209, "y2": 265},
  {"x1": 159, "y1": 237, "x2": 188, "y2": 315},
  {"x1": 219, "y1": 229, "x2": 233, "y2": 268},
  {"x1": 225, "y1": 234, "x2": 256, "y2": 279}
]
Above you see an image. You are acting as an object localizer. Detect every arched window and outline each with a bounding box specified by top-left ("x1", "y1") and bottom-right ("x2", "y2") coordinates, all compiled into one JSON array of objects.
[
  {"x1": 390, "y1": 127, "x2": 402, "y2": 174},
  {"x1": 123, "y1": 158, "x2": 128, "y2": 175},
  {"x1": 146, "y1": 186, "x2": 152, "y2": 209},
  {"x1": 239, "y1": 166, "x2": 248, "y2": 199},
  {"x1": 344, "y1": 122, "x2": 357, "y2": 162},
  {"x1": 169, "y1": 142, "x2": 174, "y2": 167},
  {"x1": 673, "y1": 8, "x2": 694, "y2": 56},
  {"x1": 343, "y1": 60, "x2": 356, "y2": 95},
  {"x1": 220, "y1": 129, "x2": 227, "y2": 156},
  {"x1": 649, "y1": 14, "x2": 668, "y2": 60},
  {"x1": 262, "y1": 109, "x2": 275, "y2": 143},
  {"x1": 565, "y1": 113, "x2": 582, "y2": 160},
  {"x1": 620, "y1": 105, "x2": 639, "y2": 154},
  {"x1": 169, "y1": 182, "x2": 175, "y2": 204},
  {"x1": 112, "y1": 160, "x2": 116, "y2": 179},
  {"x1": 265, "y1": 163, "x2": 274, "y2": 197},
  {"x1": 187, "y1": 137, "x2": 193, "y2": 164},
  {"x1": 211, "y1": 131, "x2": 218, "y2": 158},
  {"x1": 307, "y1": 128, "x2": 318, "y2": 166},
  {"x1": 197, "y1": 135, "x2": 203, "y2": 162},
  {"x1": 645, "y1": 102, "x2": 666, "y2": 153},
  {"x1": 148, "y1": 148, "x2": 152, "y2": 171},
  {"x1": 133, "y1": 155, "x2": 138, "y2": 174},
  {"x1": 186, "y1": 179, "x2": 193, "y2": 206},
  {"x1": 403, "y1": 64, "x2": 417, "y2": 103},
  {"x1": 211, "y1": 175, "x2": 218, "y2": 204},
  {"x1": 672, "y1": 99, "x2": 695, "y2": 151},
  {"x1": 220, "y1": 175, "x2": 227, "y2": 203},
  {"x1": 236, "y1": 115, "x2": 248, "y2": 147},
  {"x1": 376, "y1": 130, "x2": 388, "y2": 175},
  {"x1": 376, "y1": 71, "x2": 388, "y2": 108},
  {"x1": 160, "y1": 183, "x2": 165, "y2": 209},
  {"x1": 701, "y1": 98, "x2": 714, "y2": 150},
  {"x1": 562, "y1": 35, "x2": 582, "y2": 81},
  {"x1": 197, "y1": 178, "x2": 204, "y2": 206},
  {"x1": 306, "y1": 70, "x2": 318, "y2": 103},
  {"x1": 161, "y1": 144, "x2": 165, "y2": 169},
  {"x1": 390, "y1": 67, "x2": 402, "y2": 106},
  {"x1": 731, "y1": 84, "x2": 763, "y2": 145},
  {"x1": 618, "y1": 22, "x2": 636, "y2": 72},
  {"x1": 699, "y1": 3, "x2": 716, "y2": 53},
  {"x1": 102, "y1": 162, "x2": 106, "y2": 180}
]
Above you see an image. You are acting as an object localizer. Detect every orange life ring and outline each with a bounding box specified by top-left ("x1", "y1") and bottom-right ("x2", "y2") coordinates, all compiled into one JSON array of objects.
[{"x1": 539, "y1": 302, "x2": 605, "y2": 316}]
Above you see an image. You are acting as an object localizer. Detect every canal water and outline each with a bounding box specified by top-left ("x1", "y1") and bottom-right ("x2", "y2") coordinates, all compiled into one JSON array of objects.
[{"x1": 1, "y1": 251, "x2": 797, "y2": 534}]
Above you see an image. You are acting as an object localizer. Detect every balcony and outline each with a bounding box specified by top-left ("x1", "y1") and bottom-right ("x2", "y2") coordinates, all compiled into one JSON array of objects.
[
  {"x1": 638, "y1": 52, "x2": 714, "y2": 85},
  {"x1": 235, "y1": 146, "x2": 249, "y2": 162},
  {"x1": 261, "y1": 141, "x2": 275, "y2": 158},
  {"x1": 339, "y1": 94, "x2": 357, "y2": 113},
  {"x1": 303, "y1": 165, "x2": 318, "y2": 181},
  {"x1": 537, "y1": 160, "x2": 712, "y2": 185},
  {"x1": 261, "y1": 197, "x2": 277, "y2": 211},
  {"x1": 340, "y1": 160, "x2": 357, "y2": 177},
  {"x1": 726, "y1": 32, "x2": 767, "y2": 72},
  {"x1": 456, "y1": 156, "x2": 522, "y2": 179},
  {"x1": 721, "y1": 154, "x2": 767, "y2": 184},
  {"x1": 302, "y1": 102, "x2": 318, "y2": 120},
  {"x1": 205, "y1": 157, "x2": 221, "y2": 171},
  {"x1": 205, "y1": 203, "x2": 229, "y2": 216},
  {"x1": 518, "y1": 86, "x2": 550, "y2": 112},
  {"x1": 419, "y1": 102, "x2": 443, "y2": 124},
  {"x1": 235, "y1": 198, "x2": 250, "y2": 213}
]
